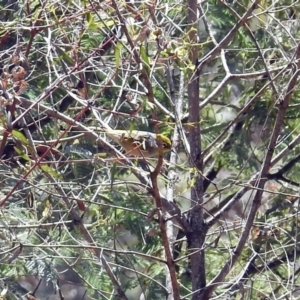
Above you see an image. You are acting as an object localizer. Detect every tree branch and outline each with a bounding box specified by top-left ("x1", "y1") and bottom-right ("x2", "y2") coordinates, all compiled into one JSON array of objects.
[{"x1": 202, "y1": 41, "x2": 300, "y2": 298}]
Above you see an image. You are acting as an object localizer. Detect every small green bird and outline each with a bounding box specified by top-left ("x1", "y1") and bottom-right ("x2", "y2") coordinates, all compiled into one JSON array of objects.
[
  {"x1": 100, "y1": 129, "x2": 171, "y2": 157},
  {"x1": 247, "y1": 2, "x2": 268, "y2": 32}
]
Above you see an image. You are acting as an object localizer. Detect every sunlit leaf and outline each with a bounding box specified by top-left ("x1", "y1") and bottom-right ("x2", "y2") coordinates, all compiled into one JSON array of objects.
[
  {"x1": 12, "y1": 130, "x2": 29, "y2": 145},
  {"x1": 40, "y1": 165, "x2": 62, "y2": 179},
  {"x1": 115, "y1": 42, "x2": 123, "y2": 68}
]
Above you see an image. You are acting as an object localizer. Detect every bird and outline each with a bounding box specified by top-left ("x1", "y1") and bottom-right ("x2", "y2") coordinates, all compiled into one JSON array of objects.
[
  {"x1": 247, "y1": 1, "x2": 268, "y2": 32},
  {"x1": 99, "y1": 128, "x2": 171, "y2": 157}
]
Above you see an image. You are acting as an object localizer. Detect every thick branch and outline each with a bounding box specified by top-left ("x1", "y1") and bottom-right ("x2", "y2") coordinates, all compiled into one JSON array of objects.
[{"x1": 202, "y1": 41, "x2": 300, "y2": 298}]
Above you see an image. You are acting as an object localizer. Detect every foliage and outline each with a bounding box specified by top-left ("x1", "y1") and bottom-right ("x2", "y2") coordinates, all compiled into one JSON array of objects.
[{"x1": 0, "y1": 0, "x2": 299, "y2": 299}]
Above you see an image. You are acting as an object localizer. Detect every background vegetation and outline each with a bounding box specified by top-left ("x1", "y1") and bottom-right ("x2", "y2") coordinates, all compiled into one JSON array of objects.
[{"x1": 0, "y1": 0, "x2": 299, "y2": 299}]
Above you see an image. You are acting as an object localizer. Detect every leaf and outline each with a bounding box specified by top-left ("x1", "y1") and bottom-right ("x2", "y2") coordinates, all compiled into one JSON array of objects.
[
  {"x1": 110, "y1": 162, "x2": 117, "y2": 191},
  {"x1": 115, "y1": 42, "x2": 123, "y2": 68},
  {"x1": 86, "y1": 12, "x2": 98, "y2": 31},
  {"x1": 12, "y1": 130, "x2": 29, "y2": 145},
  {"x1": 26, "y1": 191, "x2": 35, "y2": 208},
  {"x1": 42, "y1": 200, "x2": 52, "y2": 218},
  {"x1": 86, "y1": 12, "x2": 93, "y2": 24},
  {"x1": 40, "y1": 165, "x2": 62, "y2": 179},
  {"x1": 13, "y1": 146, "x2": 31, "y2": 161},
  {"x1": 55, "y1": 45, "x2": 75, "y2": 65},
  {"x1": 140, "y1": 45, "x2": 150, "y2": 75}
]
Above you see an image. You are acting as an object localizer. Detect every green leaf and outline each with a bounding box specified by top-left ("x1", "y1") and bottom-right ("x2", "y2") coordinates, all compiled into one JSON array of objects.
[
  {"x1": 14, "y1": 146, "x2": 31, "y2": 161},
  {"x1": 140, "y1": 45, "x2": 150, "y2": 75},
  {"x1": 115, "y1": 42, "x2": 123, "y2": 68},
  {"x1": 86, "y1": 12, "x2": 92, "y2": 24},
  {"x1": 110, "y1": 162, "x2": 117, "y2": 191},
  {"x1": 40, "y1": 165, "x2": 62, "y2": 179},
  {"x1": 55, "y1": 45, "x2": 75, "y2": 65},
  {"x1": 86, "y1": 13, "x2": 98, "y2": 31},
  {"x1": 12, "y1": 130, "x2": 29, "y2": 145}
]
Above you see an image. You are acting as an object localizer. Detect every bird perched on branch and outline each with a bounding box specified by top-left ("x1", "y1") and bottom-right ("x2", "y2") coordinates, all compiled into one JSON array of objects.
[
  {"x1": 96, "y1": 128, "x2": 171, "y2": 157},
  {"x1": 247, "y1": 1, "x2": 268, "y2": 32}
]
